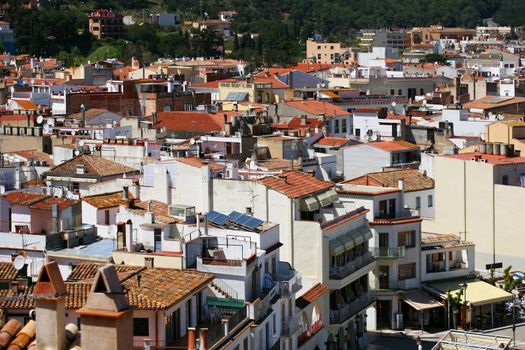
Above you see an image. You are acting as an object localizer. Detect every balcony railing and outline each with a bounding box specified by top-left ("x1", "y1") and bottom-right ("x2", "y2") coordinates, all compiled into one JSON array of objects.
[
  {"x1": 278, "y1": 272, "x2": 302, "y2": 296},
  {"x1": 298, "y1": 320, "x2": 323, "y2": 348},
  {"x1": 372, "y1": 246, "x2": 405, "y2": 259},
  {"x1": 329, "y1": 252, "x2": 375, "y2": 280},
  {"x1": 329, "y1": 293, "x2": 375, "y2": 324}
]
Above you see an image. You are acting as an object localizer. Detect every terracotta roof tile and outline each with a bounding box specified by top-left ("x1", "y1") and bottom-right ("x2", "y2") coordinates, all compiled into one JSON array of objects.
[
  {"x1": 258, "y1": 171, "x2": 334, "y2": 198},
  {"x1": 155, "y1": 111, "x2": 224, "y2": 132},
  {"x1": 463, "y1": 96, "x2": 525, "y2": 110},
  {"x1": 367, "y1": 140, "x2": 419, "y2": 152},
  {"x1": 176, "y1": 157, "x2": 225, "y2": 171},
  {"x1": 370, "y1": 216, "x2": 422, "y2": 225},
  {"x1": 283, "y1": 100, "x2": 349, "y2": 117},
  {"x1": 315, "y1": 137, "x2": 351, "y2": 147},
  {"x1": 13, "y1": 100, "x2": 38, "y2": 110},
  {"x1": 11, "y1": 150, "x2": 54, "y2": 166},
  {"x1": 67, "y1": 263, "x2": 142, "y2": 283},
  {"x1": 2, "y1": 192, "x2": 48, "y2": 206},
  {"x1": 444, "y1": 152, "x2": 525, "y2": 165},
  {"x1": 125, "y1": 200, "x2": 180, "y2": 224},
  {"x1": 0, "y1": 262, "x2": 19, "y2": 280},
  {"x1": 296, "y1": 283, "x2": 328, "y2": 309},
  {"x1": 346, "y1": 169, "x2": 434, "y2": 192},
  {"x1": 83, "y1": 191, "x2": 129, "y2": 209},
  {"x1": 44, "y1": 154, "x2": 137, "y2": 178},
  {"x1": 29, "y1": 197, "x2": 79, "y2": 211}
]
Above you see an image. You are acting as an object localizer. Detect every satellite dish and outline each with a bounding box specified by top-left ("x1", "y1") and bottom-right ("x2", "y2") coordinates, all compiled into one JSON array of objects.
[
  {"x1": 53, "y1": 187, "x2": 63, "y2": 197},
  {"x1": 74, "y1": 150, "x2": 80, "y2": 156},
  {"x1": 78, "y1": 139, "x2": 85, "y2": 147},
  {"x1": 13, "y1": 255, "x2": 26, "y2": 270},
  {"x1": 36, "y1": 115, "x2": 44, "y2": 124},
  {"x1": 71, "y1": 131, "x2": 76, "y2": 136},
  {"x1": 0, "y1": 185, "x2": 4, "y2": 194},
  {"x1": 109, "y1": 225, "x2": 118, "y2": 237},
  {"x1": 43, "y1": 125, "x2": 50, "y2": 134},
  {"x1": 47, "y1": 118, "x2": 53, "y2": 125},
  {"x1": 190, "y1": 138, "x2": 196, "y2": 145},
  {"x1": 391, "y1": 101, "x2": 397, "y2": 108}
]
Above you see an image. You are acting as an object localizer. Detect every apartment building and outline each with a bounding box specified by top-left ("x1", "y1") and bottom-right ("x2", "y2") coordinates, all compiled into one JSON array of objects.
[
  {"x1": 306, "y1": 39, "x2": 352, "y2": 65},
  {"x1": 357, "y1": 30, "x2": 409, "y2": 51},
  {"x1": 88, "y1": 9, "x2": 125, "y2": 39}
]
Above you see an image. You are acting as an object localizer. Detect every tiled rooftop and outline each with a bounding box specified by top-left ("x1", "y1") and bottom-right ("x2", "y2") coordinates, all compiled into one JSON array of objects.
[
  {"x1": 258, "y1": 170, "x2": 334, "y2": 198},
  {"x1": 126, "y1": 199, "x2": 180, "y2": 224},
  {"x1": 29, "y1": 196, "x2": 79, "y2": 211},
  {"x1": 45, "y1": 154, "x2": 137, "y2": 178},
  {"x1": 444, "y1": 152, "x2": 525, "y2": 165},
  {"x1": 346, "y1": 169, "x2": 434, "y2": 192},
  {"x1": 155, "y1": 111, "x2": 224, "y2": 132},
  {"x1": 336, "y1": 184, "x2": 401, "y2": 196},
  {"x1": 296, "y1": 283, "x2": 328, "y2": 309},
  {"x1": 2, "y1": 192, "x2": 48, "y2": 206},
  {"x1": 0, "y1": 262, "x2": 19, "y2": 280},
  {"x1": 315, "y1": 137, "x2": 351, "y2": 147},
  {"x1": 283, "y1": 100, "x2": 349, "y2": 116},
  {"x1": 176, "y1": 157, "x2": 225, "y2": 171},
  {"x1": 366, "y1": 140, "x2": 419, "y2": 152},
  {"x1": 82, "y1": 191, "x2": 127, "y2": 209}
]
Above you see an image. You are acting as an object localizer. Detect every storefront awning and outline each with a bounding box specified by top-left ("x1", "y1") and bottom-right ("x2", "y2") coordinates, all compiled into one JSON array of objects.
[
  {"x1": 300, "y1": 196, "x2": 320, "y2": 212},
  {"x1": 425, "y1": 279, "x2": 513, "y2": 306},
  {"x1": 401, "y1": 290, "x2": 443, "y2": 311},
  {"x1": 329, "y1": 239, "x2": 345, "y2": 256}
]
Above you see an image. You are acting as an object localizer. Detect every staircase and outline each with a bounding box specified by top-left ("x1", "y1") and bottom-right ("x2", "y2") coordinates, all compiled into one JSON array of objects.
[{"x1": 210, "y1": 278, "x2": 238, "y2": 300}]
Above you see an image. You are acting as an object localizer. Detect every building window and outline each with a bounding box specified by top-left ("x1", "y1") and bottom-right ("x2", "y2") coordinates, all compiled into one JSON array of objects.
[
  {"x1": 390, "y1": 89, "x2": 395, "y2": 95},
  {"x1": 397, "y1": 89, "x2": 402, "y2": 96},
  {"x1": 399, "y1": 262, "x2": 416, "y2": 280},
  {"x1": 104, "y1": 210, "x2": 110, "y2": 225},
  {"x1": 502, "y1": 175, "x2": 509, "y2": 185},
  {"x1": 379, "y1": 200, "x2": 387, "y2": 218},
  {"x1": 334, "y1": 120, "x2": 340, "y2": 133},
  {"x1": 133, "y1": 318, "x2": 149, "y2": 336},
  {"x1": 342, "y1": 119, "x2": 347, "y2": 133},
  {"x1": 243, "y1": 337, "x2": 249, "y2": 350},
  {"x1": 398, "y1": 230, "x2": 416, "y2": 248},
  {"x1": 73, "y1": 182, "x2": 80, "y2": 192},
  {"x1": 428, "y1": 194, "x2": 433, "y2": 207},
  {"x1": 355, "y1": 128, "x2": 361, "y2": 137},
  {"x1": 415, "y1": 196, "x2": 421, "y2": 209}
]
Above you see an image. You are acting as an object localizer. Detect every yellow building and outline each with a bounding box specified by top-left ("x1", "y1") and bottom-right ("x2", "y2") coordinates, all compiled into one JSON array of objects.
[
  {"x1": 485, "y1": 120, "x2": 525, "y2": 155},
  {"x1": 218, "y1": 81, "x2": 275, "y2": 104},
  {"x1": 425, "y1": 151, "x2": 525, "y2": 270}
]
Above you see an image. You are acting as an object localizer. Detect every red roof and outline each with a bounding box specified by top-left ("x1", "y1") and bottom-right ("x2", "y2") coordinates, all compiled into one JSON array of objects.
[
  {"x1": 253, "y1": 76, "x2": 289, "y2": 89},
  {"x1": 255, "y1": 68, "x2": 293, "y2": 77},
  {"x1": 191, "y1": 79, "x2": 235, "y2": 89},
  {"x1": 367, "y1": 141, "x2": 419, "y2": 152},
  {"x1": 3, "y1": 192, "x2": 47, "y2": 206},
  {"x1": 293, "y1": 63, "x2": 335, "y2": 72},
  {"x1": 155, "y1": 112, "x2": 224, "y2": 132},
  {"x1": 296, "y1": 283, "x2": 328, "y2": 309},
  {"x1": 354, "y1": 108, "x2": 380, "y2": 113},
  {"x1": 176, "y1": 157, "x2": 225, "y2": 171},
  {"x1": 258, "y1": 171, "x2": 333, "y2": 198},
  {"x1": 444, "y1": 152, "x2": 525, "y2": 165},
  {"x1": 283, "y1": 100, "x2": 349, "y2": 117},
  {"x1": 30, "y1": 197, "x2": 79, "y2": 210},
  {"x1": 316, "y1": 137, "x2": 350, "y2": 147}
]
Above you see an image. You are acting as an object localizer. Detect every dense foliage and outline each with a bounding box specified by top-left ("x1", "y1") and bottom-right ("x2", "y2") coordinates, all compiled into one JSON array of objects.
[{"x1": 2, "y1": 0, "x2": 525, "y2": 66}]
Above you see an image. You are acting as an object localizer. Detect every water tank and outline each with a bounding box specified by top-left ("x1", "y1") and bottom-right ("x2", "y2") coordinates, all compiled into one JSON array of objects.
[
  {"x1": 500, "y1": 143, "x2": 509, "y2": 156},
  {"x1": 395, "y1": 313, "x2": 404, "y2": 330},
  {"x1": 508, "y1": 143, "x2": 515, "y2": 156},
  {"x1": 479, "y1": 143, "x2": 487, "y2": 154},
  {"x1": 493, "y1": 143, "x2": 501, "y2": 155},
  {"x1": 486, "y1": 143, "x2": 494, "y2": 155}
]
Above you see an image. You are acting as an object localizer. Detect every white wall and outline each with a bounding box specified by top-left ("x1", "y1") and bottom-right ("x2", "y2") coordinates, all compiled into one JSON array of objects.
[{"x1": 343, "y1": 145, "x2": 390, "y2": 180}]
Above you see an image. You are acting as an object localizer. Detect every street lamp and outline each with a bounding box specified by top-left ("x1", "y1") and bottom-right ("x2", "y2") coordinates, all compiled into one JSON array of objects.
[{"x1": 462, "y1": 283, "x2": 468, "y2": 331}]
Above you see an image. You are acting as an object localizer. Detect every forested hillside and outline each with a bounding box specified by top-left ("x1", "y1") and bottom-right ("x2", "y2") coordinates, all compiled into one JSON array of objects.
[{"x1": 2, "y1": 0, "x2": 525, "y2": 66}]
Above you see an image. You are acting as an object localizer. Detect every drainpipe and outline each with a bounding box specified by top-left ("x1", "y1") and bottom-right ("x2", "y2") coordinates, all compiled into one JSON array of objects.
[
  {"x1": 290, "y1": 197, "x2": 294, "y2": 268},
  {"x1": 155, "y1": 308, "x2": 159, "y2": 348}
]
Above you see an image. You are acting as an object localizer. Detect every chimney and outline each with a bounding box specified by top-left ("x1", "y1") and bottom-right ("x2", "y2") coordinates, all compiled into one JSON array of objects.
[
  {"x1": 32, "y1": 261, "x2": 67, "y2": 350},
  {"x1": 199, "y1": 328, "x2": 208, "y2": 350},
  {"x1": 76, "y1": 264, "x2": 133, "y2": 350},
  {"x1": 187, "y1": 327, "x2": 197, "y2": 350}
]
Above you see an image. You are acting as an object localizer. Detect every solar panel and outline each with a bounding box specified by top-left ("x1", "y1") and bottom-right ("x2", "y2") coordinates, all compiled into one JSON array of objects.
[
  {"x1": 228, "y1": 211, "x2": 243, "y2": 222},
  {"x1": 237, "y1": 214, "x2": 252, "y2": 226},
  {"x1": 244, "y1": 217, "x2": 263, "y2": 230},
  {"x1": 207, "y1": 210, "x2": 229, "y2": 226}
]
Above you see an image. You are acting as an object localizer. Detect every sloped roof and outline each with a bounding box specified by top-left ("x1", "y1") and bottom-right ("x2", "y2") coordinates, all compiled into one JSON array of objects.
[
  {"x1": 258, "y1": 170, "x2": 333, "y2": 198},
  {"x1": 45, "y1": 154, "x2": 137, "y2": 178},
  {"x1": 315, "y1": 137, "x2": 351, "y2": 147},
  {"x1": 176, "y1": 157, "x2": 225, "y2": 171},
  {"x1": 283, "y1": 100, "x2": 349, "y2": 117},
  {"x1": 2, "y1": 192, "x2": 48, "y2": 206},
  {"x1": 155, "y1": 111, "x2": 224, "y2": 132},
  {"x1": 83, "y1": 191, "x2": 128, "y2": 209},
  {"x1": 13, "y1": 100, "x2": 38, "y2": 110},
  {"x1": 347, "y1": 169, "x2": 434, "y2": 192},
  {"x1": 125, "y1": 200, "x2": 180, "y2": 224},
  {"x1": 11, "y1": 150, "x2": 54, "y2": 166},
  {"x1": 366, "y1": 140, "x2": 419, "y2": 152},
  {"x1": 463, "y1": 96, "x2": 525, "y2": 110},
  {"x1": 296, "y1": 283, "x2": 328, "y2": 309},
  {"x1": 29, "y1": 197, "x2": 79, "y2": 211},
  {"x1": 0, "y1": 262, "x2": 19, "y2": 280}
]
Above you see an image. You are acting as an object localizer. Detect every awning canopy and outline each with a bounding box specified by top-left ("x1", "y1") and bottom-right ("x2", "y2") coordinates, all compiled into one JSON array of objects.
[
  {"x1": 401, "y1": 290, "x2": 443, "y2": 311},
  {"x1": 425, "y1": 279, "x2": 513, "y2": 306},
  {"x1": 316, "y1": 191, "x2": 333, "y2": 207},
  {"x1": 300, "y1": 196, "x2": 320, "y2": 212},
  {"x1": 326, "y1": 188, "x2": 339, "y2": 203},
  {"x1": 329, "y1": 239, "x2": 345, "y2": 256},
  {"x1": 338, "y1": 234, "x2": 355, "y2": 250}
]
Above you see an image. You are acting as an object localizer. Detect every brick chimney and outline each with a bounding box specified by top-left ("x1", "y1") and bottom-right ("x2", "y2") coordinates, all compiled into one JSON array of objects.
[
  {"x1": 76, "y1": 264, "x2": 133, "y2": 350},
  {"x1": 32, "y1": 261, "x2": 67, "y2": 350}
]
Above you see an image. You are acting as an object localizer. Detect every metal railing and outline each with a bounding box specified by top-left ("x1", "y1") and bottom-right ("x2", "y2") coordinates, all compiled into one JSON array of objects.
[
  {"x1": 227, "y1": 305, "x2": 247, "y2": 331},
  {"x1": 329, "y1": 252, "x2": 375, "y2": 280},
  {"x1": 329, "y1": 293, "x2": 375, "y2": 324},
  {"x1": 279, "y1": 272, "x2": 302, "y2": 296},
  {"x1": 372, "y1": 246, "x2": 405, "y2": 259},
  {"x1": 206, "y1": 324, "x2": 226, "y2": 348}
]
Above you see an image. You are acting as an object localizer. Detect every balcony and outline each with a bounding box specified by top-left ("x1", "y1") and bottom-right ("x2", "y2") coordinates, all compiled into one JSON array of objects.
[
  {"x1": 281, "y1": 314, "x2": 301, "y2": 337},
  {"x1": 275, "y1": 262, "x2": 302, "y2": 296},
  {"x1": 330, "y1": 252, "x2": 375, "y2": 280},
  {"x1": 329, "y1": 293, "x2": 375, "y2": 324},
  {"x1": 372, "y1": 246, "x2": 405, "y2": 259},
  {"x1": 298, "y1": 320, "x2": 323, "y2": 348}
]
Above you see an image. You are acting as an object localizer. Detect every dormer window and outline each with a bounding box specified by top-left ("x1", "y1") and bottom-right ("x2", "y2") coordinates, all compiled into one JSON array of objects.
[{"x1": 76, "y1": 164, "x2": 85, "y2": 175}]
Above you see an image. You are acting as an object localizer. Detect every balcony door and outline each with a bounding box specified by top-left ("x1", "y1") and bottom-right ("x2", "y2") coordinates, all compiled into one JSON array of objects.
[
  {"x1": 378, "y1": 265, "x2": 389, "y2": 289},
  {"x1": 378, "y1": 233, "x2": 388, "y2": 249}
]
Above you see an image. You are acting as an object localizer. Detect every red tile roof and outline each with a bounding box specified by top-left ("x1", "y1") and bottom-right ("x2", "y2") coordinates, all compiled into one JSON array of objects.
[
  {"x1": 367, "y1": 140, "x2": 419, "y2": 152},
  {"x1": 29, "y1": 197, "x2": 79, "y2": 211},
  {"x1": 296, "y1": 283, "x2": 328, "y2": 309},
  {"x1": 12, "y1": 150, "x2": 54, "y2": 166},
  {"x1": 255, "y1": 68, "x2": 293, "y2": 77},
  {"x1": 83, "y1": 191, "x2": 128, "y2": 209},
  {"x1": 155, "y1": 111, "x2": 224, "y2": 132},
  {"x1": 346, "y1": 169, "x2": 434, "y2": 192},
  {"x1": 370, "y1": 216, "x2": 422, "y2": 225},
  {"x1": 463, "y1": 96, "x2": 525, "y2": 110},
  {"x1": 2, "y1": 192, "x2": 48, "y2": 206},
  {"x1": 13, "y1": 100, "x2": 38, "y2": 110},
  {"x1": 176, "y1": 157, "x2": 225, "y2": 171},
  {"x1": 444, "y1": 152, "x2": 525, "y2": 165},
  {"x1": 258, "y1": 170, "x2": 333, "y2": 198},
  {"x1": 45, "y1": 154, "x2": 137, "y2": 178},
  {"x1": 315, "y1": 137, "x2": 350, "y2": 147},
  {"x1": 283, "y1": 100, "x2": 349, "y2": 117}
]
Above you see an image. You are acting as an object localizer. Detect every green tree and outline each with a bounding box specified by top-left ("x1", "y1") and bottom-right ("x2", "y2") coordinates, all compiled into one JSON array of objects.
[
  {"x1": 446, "y1": 288, "x2": 464, "y2": 329},
  {"x1": 88, "y1": 45, "x2": 123, "y2": 61},
  {"x1": 502, "y1": 265, "x2": 523, "y2": 293}
]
